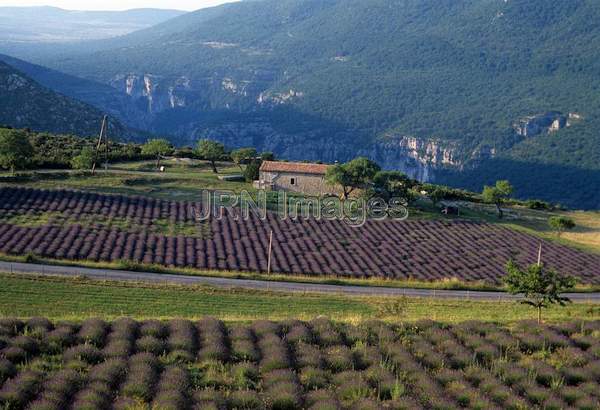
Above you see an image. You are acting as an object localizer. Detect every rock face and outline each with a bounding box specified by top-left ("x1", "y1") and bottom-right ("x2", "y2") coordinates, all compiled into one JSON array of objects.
[
  {"x1": 111, "y1": 74, "x2": 194, "y2": 113},
  {"x1": 105, "y1": 71, "x2": 587, "y2": 185},
  {"x1": 364, "y1": 136, "x2": 460, "y2": 181},
  {"x1": 513, "y1": 111, "x2": 570, "y2": 137}
]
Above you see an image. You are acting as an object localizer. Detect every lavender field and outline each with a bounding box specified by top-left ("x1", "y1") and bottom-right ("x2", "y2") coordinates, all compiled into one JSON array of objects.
[
  {"x1": 1, "y1": 317, "x2": 600, "y2": 409},
  {"x1": 0, "y1": 187, "x2": 599, "y2": 284}
]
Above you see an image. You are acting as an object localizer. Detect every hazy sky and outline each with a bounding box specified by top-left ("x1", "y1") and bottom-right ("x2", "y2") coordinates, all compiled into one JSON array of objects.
[{"x1": 0, "y1": 0, "x2": 236, "y2": 11}]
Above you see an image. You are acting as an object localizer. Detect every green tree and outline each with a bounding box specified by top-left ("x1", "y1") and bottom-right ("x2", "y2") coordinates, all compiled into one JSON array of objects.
[
  {"x1": 0, "y1": 129, "x2": 33, "y2": 174},
  {"x1": 71, "y1": 147, "x2": 95, "y2": 170},
  {"x1": 196, "y1": 139, "x2": 225, "y2": 173},
  {"x1": 231, "y1": 147, "x2": 257, "y2": 171},
  {"x1": 326, "y1": 157, "x2": 380, "y2": 199},
  {"x1": 425, "y1": 185, "x2": 450, "y2": 206},
  {"x1": 482, "y1": 180, "x2": 514, "y2": 219},
  {"x1": 260, "y1": 152, "x2": 275, "y2": 161},
  {"x1": 548, "y1": 216, "x2": 576, "y2": 237},
  {"x1": 504, "y1": 260, "x2": 576, "y2": 323},
  {"x1": 244, "y1": 159, "x2": 262, "y2": 182},
  {"x1": 141, "y1": 139, "x2": 172, "y2": 170},
  {"x1": 373, "y1": 171, "x2": 415, "y2": 201}
]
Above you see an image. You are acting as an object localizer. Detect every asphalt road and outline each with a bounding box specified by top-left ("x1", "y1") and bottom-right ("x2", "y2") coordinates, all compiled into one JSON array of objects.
[{"x1": 1, "y1": 261, "x2": 599, "y2": 302}]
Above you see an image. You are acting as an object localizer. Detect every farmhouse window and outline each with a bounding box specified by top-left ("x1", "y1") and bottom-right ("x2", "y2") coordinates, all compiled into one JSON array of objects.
[{"x1": 291, "y1": 178, "x2": 296, "y2": 185}]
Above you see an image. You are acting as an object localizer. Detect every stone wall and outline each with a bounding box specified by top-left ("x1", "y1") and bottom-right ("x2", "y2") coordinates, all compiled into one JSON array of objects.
[{"x1": 259, "y1": 171, "x2": 333, "y2": 196}]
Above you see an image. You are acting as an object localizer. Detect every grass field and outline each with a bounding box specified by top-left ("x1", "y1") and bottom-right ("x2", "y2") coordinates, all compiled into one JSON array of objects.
[
  {"x1": 0, "y1": 159, "x2": 252, "y2": 201},
  {"x1": 1, "y1": 273, "x2": 599, "y2": 323}
]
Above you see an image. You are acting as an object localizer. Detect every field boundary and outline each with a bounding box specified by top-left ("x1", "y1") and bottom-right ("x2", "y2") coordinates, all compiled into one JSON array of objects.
[{"x1": 3, "y1": 260, "x2": 600, "y2": 302}]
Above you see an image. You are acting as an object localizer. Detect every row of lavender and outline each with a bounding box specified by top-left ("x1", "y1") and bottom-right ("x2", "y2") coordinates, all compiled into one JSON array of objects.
[
  {"x1": 1, "y1": 318, "x2": 599, "y2": 409},
  {"x1": 0, "y1": 187, "x2": 599, "y2": 284}
]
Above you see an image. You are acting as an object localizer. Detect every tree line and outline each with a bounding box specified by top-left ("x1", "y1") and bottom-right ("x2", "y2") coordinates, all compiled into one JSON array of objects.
[{"x1": 0, "y1": 128, "x2": 273, "y2": 182}]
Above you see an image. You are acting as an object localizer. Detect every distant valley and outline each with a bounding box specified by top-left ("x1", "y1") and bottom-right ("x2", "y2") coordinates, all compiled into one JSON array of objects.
[{"x1": 0, "y1": 7, "x2": 185, "y2": 43}]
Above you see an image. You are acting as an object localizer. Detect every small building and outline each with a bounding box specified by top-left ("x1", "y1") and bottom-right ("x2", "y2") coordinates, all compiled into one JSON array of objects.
[{"x1": 254, "y1": 161, "x2": 333, "y2": 196}]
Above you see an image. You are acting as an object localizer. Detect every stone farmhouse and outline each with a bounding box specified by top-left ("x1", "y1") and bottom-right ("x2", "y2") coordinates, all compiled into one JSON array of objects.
[{"x1": 254, "y1": 161, "x2": 334, "y2": 196}]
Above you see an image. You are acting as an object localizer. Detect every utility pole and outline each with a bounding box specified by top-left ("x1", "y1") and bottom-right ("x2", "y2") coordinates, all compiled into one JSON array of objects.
[
  {"x1": 267, "y1": 230, "x2": 273, "y2": 275},
  {"x1": 91, "y1": 115, "x2": 108, "y2": 175},
  {"x1": 537, "y1": 243, "x2": 543, "y2": 266}
]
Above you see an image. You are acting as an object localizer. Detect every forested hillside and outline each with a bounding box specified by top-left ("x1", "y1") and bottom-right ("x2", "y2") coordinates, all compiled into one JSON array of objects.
[
  {"x1": 0, "y1": 61, "x2": 135, "y2": 139},
  {"x1": 3, "y1": 0, "x2": 600, "y2": 207}
]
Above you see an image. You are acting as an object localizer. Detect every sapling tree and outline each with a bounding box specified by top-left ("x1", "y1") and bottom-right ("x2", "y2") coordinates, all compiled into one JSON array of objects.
[
  {"x1": 548, "y1": 216, "x2": 576, "y2": 237},
  {"x1": 141, "y1": 139, "x2": 172, "y2": 170},
  {"x1": 71, "y1": 147, "x2": 95, "y2": 170},
  {"x1": 0, "y1": 128, "x2": 33, "y2": 174},
  {"x1": 195, "y1": 139, "x2": 225, "y2": 173},
  {"x1": 504, "y1": 260, "x2": 576, "y2": 323},
  {"x1": 230, "y1": 148, "x2": 257, "y2": 171},
  {"x1": 482, "y1": 180, "x2": 513, "y2": 218}
]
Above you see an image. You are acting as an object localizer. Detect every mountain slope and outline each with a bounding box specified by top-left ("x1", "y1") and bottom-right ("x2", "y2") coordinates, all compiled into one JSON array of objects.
[
  {"x1": 0, "y1": 61, "x2": 134, "y2": 139},
  {"x1": 0, "y1": 54, "x2": 149, "y2": 130},
  {"x1": 15, "y1": 0, "x2": 600, "y2": 208}
]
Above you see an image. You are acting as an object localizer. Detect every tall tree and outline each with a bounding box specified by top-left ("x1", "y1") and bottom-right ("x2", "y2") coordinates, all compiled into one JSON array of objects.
[
  {"x1": 548, "y1": 216, "x2": 576, "y2": 237},
  {"x1": 0, "y1": 128, "x2": 33, "y2": 174},
  {"x1": 231, "y1": 147, "x2": 257, "y2": 171},
  {"x1": 504, "y1": 260, "x2": 576, "y2": 323},
  {"x1": 196, "y1": 139, "x2": 225, "y2": 173},
  {"x1": 373, "y1": 171, "x2": 415, "y2": 201},
  {"x1": 482, "y1": 180, "x2": 514, "y2": 218},
  {"x1": 326, "y1": 157, "x2": 380, "y2": 199},
  {"x1": 141, "y1": 139, "x2": 172, "y2": 170}
]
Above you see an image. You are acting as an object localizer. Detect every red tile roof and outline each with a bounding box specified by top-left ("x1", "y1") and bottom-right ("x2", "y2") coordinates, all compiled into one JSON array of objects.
[{"x1": 259, "y1": 160, "x2": 331, "y2": 175}]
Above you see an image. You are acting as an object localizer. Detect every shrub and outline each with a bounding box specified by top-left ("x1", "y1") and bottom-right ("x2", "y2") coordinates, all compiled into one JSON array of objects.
[
  {"x1": 11, "y1": 335, "x2": 38, "y2": 354},
  {"x1": 228, "y1": 389, "x2": 262, "y2": 409},
  {"x1": 524, "y1": 384, "x2": 550, "y2": 405},
  {"x1": 89, "y1": 359, "x2": 128, "y2": 388},
  {"x1": 232, "y1": 362, "x2": 259, "y2": 389},
  {"x1": 575, "y1": 397, "x2": 600, "y2": 410},
  {"x1": 63, "y1": 344, "x2": 104, "y2": 365},
  {"x1": 324, "y1": 346, "x2": 354, "y2": 372},
  {"x1": 562, "y1": 366, "x2": 587, "y2": 385},
  {"x1": 26, "y1": 317, "x2": 53, "y2": 332},
  {"x1": 266, "y1": 382, "x2": 301, "y2": 410},
  {"x1": 0, "y1": 370, "x2": 43, "y2": 408},
  {"x1": 232, "y1": 339, "x2": 260, "y2": 362},
  {"x1": 296, "y1": 343, "x2": 323, "y2": 368},
  {"x1": 72, "y1": 382, "x2": 112, "y2": 409},
  {"x1": 168, "y1": 319, "x2": 197, "y2": 353},
  {"x1": 192, "y1": 388, "x2": 224, "y2": 408},
  {"x1": 0, "y1": 358, "x2": 16, "y2": 383},
  {"x1": 77, "y1": 319, "x2": 108, "y2": 347},
  {"x1": 1, "y1": 346, "x2": 27, "y2": 363},
  {"x1": 121, "y1": 363, "x2": 158, "y2": 403},
  {"x1": 560, "y1": 385, "x2": 584, "y2": 405},
  {"x1": 104, "y1": 339, "x2": 132, "y2": 358},
  {"x1": 300, "y1": 367, "x2": 331, "y2": 390},
  {"x1": 139, "y1": 320, "x2": 167, "y2": 339},
  {"x1": 286, "y1": 324, "x2": 313, "y2": 344},
  {"x1": 164, "y1": 349, "x2": 195, "y2": 365},
  {"x1": 0, "y1": 318, "x2": 23, "y2": 337},
  {"x1": 334, "y1": 371, "x2": 372, "y2": 402},
  {"x1": 46, "y1": 326, "x2": 76, "y2": 352},
  {"x1": 136, "y1": 336, "x2": 166, "y2": 356}
]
